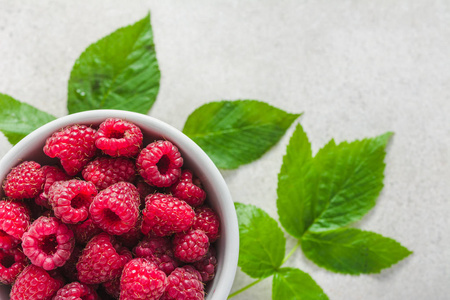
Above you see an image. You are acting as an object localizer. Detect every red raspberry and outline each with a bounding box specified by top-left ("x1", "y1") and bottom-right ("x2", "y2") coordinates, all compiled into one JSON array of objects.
[
  {"x1": 90, "y1": 182, "x2": 140, "y2": 235},
  {"x1": 120, "y1": 258, "x2": 168, "y2": 300},
  {"x1": 0, "y1": 200, "x2": 31, "y2": 250},
  {"x1": 77, "y1": 232, "x2": 132, "y2": 284},
  {"x1": 193, "y1": 246, "x2": 217, "y2": 282},
  {"x1": 170, "y1": 169, "x2": 206, "y2": 207},
  {"x1": 116, "y1": 218, "x2": 144, "y2": 249},
  {"x1": 48, "y1": 179, "x2": 97, "y2": 224},
  {"x1": 35, "y1": 165, "x2": 71, "y2": 208},
  {"x1": 44, "y1": 124, "x2": 97, "y2": 176},
  {"x1": 68, "y1": 218, "x2": 103, "y2": 245},
  {"x1": 10, "y1": 264, "x2": 64, "y2": 300},
  {"x1": 95, "y1": 118, "x2": 143, "y2": 157},
  {"x1": 133, "y1": 236, "x2": 179, "y2": 275},
  {"x1": 141, "y1": 193, "x2": 194, "y2": 236},
  {"x1": 3, "y1": 161, "x2": 44, "y2": 199},
  {"x1": 136, "y1": 140, "x2": 183, "y2": 187},
  {"x1": 0, "y1": 246, "x2": 29, "y2": 284},
  {"x1": 192, "y1": 206, "x2": 220, "y2": 242},
  {"x1": 53, "y1": 282, "x2": 99, "y2": 300},
  {"x1": 173, "y1": 229, "x2": 209, "y2": 263},
  {"x1": 135, "y1": 177, "x2": 160, "y2": 209},
  {"x1": 82, "y1": 156, "x2": 136, "y2": 190},
  {"x1": 22, "y1": 216, "x2": 75, "y2": 270},
  {"x1": 162, "y1": 266, "x2": 204, "y2": 300},
  {"x1": 102, "y1": 277, "x2": 121, "y2": 299}
]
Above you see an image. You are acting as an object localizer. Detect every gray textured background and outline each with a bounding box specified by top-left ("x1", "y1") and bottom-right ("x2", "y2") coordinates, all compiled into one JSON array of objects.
[{"x1": 0, "y1": 1, "x2": 449, "y2": 299}]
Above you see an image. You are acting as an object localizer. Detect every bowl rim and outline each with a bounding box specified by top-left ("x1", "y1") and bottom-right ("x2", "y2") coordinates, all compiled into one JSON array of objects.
[{"x1": 0, "y1": 109, "x2": 239, "y2": 299}]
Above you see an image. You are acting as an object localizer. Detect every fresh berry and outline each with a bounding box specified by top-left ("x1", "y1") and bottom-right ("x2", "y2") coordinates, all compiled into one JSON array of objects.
[
  {"x1": 3, "y1": 161, "x2": 44, "y2": 199},
  {"x1": 141, "y1": 193, "x2": 194, "y2": 236},
  {"x1": 48, "y1": 179, "x2": 97, "y2": 224},
  {"x1": 120, "y1": 258, "x2": 168, "y2": 300},
  {"x1": 22, "y1": 216, "x2": 75, "y2": 270},
  {"x1": 0, "y1": 200, "x2": 31, "y2": 250},
  {"x1": 0, "y1": 246, "x2": 29, "y2": 284},
  {"x1": 162, "y1": 265, "x2": 204, "y2": 300},
  {"x1": 82, "y1": 156, "x2": 136, "y2": 190},
  {"x1": 116, "y1": 218, "x2": 144, "y2": 249},
  {"x1": 53, "y1": 282, "x2": 99, "y2": 300},
  {"x1": 43, "y1": 124, "x2": 97, "y2": 176},
  {"x1": 102, "y1": 277, "x2": 121, "y2": 299},
  {"x1": 193, "y1": 246, "x2": 217, "y2": 282},
  {"x1": 77, "y1": 232, "x2": 132, "y2": 284},
  {"x1": 68, "y1": 218, "x2": 103, "y2": 245},
  {"x1": 135, "y1": 177, "x2": 160, "y2": 209},
  {"x1": 136, "y1": 140, "x2": 183, "y2": 187},
  {"x1": 95, "y1": 118, "x2": 143, "y2": 157},
  {"x1": 173, "y1": 229, "x2": 209, "y2": 263},
  {"x1": 10, "y1": 264, "x2": 64, "y2": 300},
  {"x1": 192, "y1": 206, "x2": 220, "y2": 242},
  {"x1": 133, "y1": 236, "x2": 179, "y2": 275},
  {"x1": 90, "y1": 182, "x2": 140, "y2": 235},
  {"x1": 170, "y1": 169, "x2": 206, "y2": 207},
  {"x1": 35, "y1": 165, "x2": 71, "y2": 208}
]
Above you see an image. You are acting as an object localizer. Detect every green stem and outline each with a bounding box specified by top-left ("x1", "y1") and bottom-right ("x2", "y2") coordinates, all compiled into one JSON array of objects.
[
  {"x1": 228, "y1": 278, "x2": 264, "y2": 299},
  {"x1": 281, "y1": 240, "x2": 301, "y2": 265}
]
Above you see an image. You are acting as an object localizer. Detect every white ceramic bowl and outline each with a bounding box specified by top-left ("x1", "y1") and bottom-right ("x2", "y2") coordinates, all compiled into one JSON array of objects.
[{"x1": 0, "y1": 109, "x2": 239, "y2": 299}]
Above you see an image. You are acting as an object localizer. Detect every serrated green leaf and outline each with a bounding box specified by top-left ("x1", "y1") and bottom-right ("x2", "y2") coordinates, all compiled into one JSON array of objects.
[
  {"x1": 235, "y1": 202, "x2": 286, "y2": 279},
  {"x1": 308, "y1": 132, "x2": 392, "y2": 232},
  {"x1": 67, "y1": 13, "x2": 160, "y2": 114},
  {"x1": 277, "y1": 123, "x2": 316, "y2": 238},
  {"x1": 272, "y1": 268, "x2": 329, "y2": 300},
  {"x1": 0, "y1": 93, "x2": 56, "y2": 145},
  {"x1": 183, "y1": 100, "x2": 300, "y2": 169},
  {"x1": 301, "y1": 228, "x2": 412, "y2": 274}
]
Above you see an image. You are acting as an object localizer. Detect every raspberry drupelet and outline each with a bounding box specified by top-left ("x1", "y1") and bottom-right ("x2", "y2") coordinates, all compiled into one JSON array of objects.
[
  {"x1": 0, "y1": 246, "x2": 29, "y2": 284},
  {"x1": 48, "y1": 179, "x2": 97, "y2": 224},
  {"x1": 22, "y1": 216, "x2": 75, "y2": 271},
  {"x1": 173, "y1": 229, "x2": 210, "y2": 263},
  {"x1": 162, "y1": 265, "x2": 204, "y2": 300},
  {"x1": 192, "y1": 206, "x2": 221, "y2": 242},
  {"x1": 53, "y1": 281, "x2": 99, "y2": 300},
  {"x1": 0, "y1": 200, "x2": 31, "y2": 250},
  {"x1": 43, "y1": 124, "x2": 97, "y2": 176},
  {"x1": 133, "y1": 236, "x2": 179, "y2": 275},
  {"x1": 95, "y1": 118, "x2": 143, "y2": 157},
  {"x1": 35, "y1": 165, "x2": 71, "y2": 208},
  {"x1": 136, "y1": 140, "x2": 183, "y2": 187},
  {"x1": 170, "y1": 169, "x2": 206, "y2": 207},
  {"x1": 3, "y1": 160, "x2": 45, "y2": 199},
  {"x1": 193, "y1": 245, "x2": 217, "y2": 282},
  {"x1": 82, "y1": 156, "x2": 136, "y2": 190}
]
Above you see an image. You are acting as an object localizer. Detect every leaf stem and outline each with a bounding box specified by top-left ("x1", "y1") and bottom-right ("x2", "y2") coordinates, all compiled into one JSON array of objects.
[
  {"x1": 281, "y1": 240, "x2": 301, "y2": 265},
  {"x1": 227, "y1": 278, "x2": 264, "y2": 299}
]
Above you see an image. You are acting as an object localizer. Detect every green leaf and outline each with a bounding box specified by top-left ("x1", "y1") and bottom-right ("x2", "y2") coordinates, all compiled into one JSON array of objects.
[
  {"x1": 0, "y1": 93, "x2": 56, "y2": 145},
  {"x1": 235, "y1": 202, "x2": 286, "y2": 279},
  {"x1": 67, "y1": 13, "x2": 160, "y2": 114},
  {"x1": 308, "y1": 132, "x2": 393, "y2": 232},
  {"x1": 272, "y1": 268, "x2": 329, "y2": 300},
  {"x1": 277, "y1": 123, "x2": 315, "y2": 238},
  {"x1": 301, "y1": 228, "x2": 412, "y2": 274},
  {"x1": 183, "y1": 100, "x2": 300, "y2": 169}
]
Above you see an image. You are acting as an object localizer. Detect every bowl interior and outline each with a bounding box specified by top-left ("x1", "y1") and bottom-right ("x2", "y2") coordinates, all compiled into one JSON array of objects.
[{"x1": 0, "y1": 110, "x2": 239, "y2": 300}]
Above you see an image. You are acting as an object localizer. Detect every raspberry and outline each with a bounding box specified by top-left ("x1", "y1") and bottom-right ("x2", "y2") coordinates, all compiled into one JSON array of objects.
[
  {"x1": 162, "y1": 266, "x2": 204, "y2": 300},
  {"x1": 136, "y1": 140, "x2": 183, "y2": 187},
  {"x1": 3, "y1": 161, "x2": 44, "y2": 199},
  {"x1": 95, "y1": 118, "x2": 143, "y2": 157},
  {"x1": 0, "y1": 246, "x2": 29, "y2": 284},
  {"x1": 53, "y1": 282, "x2": 99, "y2": 300},
  {"x1": 135, "y1": 177, "x2": 160, "y2": 209},
  {"x1": 170, "y1": 169, "x2": 206, "y2": 207},
  {"x1": 133, "y1": 236, "x2": 179, "y2": 275},
  {"x1": 22, "y1": 216, "x2": 75, "y2": 270},
  {"x1": 68, "y1": 218, "x2": 103, "y2": 245},
  {"x1": 193, "y1": 246, "x2": 217, "y2": 282},
  {"x1": 82, "y1": 156, "x2": 136, "y2": 190},
  {"x1": 35, "y1": 165, "x2": 71, "y2": 208},
  {"x1": 48, "y1": 179, "x2": 97, "y2": 224},
  {"x1": 90, "y1": 182, "x2": 140, "y2": 235},
  {"x1": 173, "y1": 229, "x2": 209, "y2": 263},
  {"x1": 43, "y1": 124, "x2": 97, "y2": 176},
  {"x1": 192, "y1": 206, "x2": 220, "y2": 242},
  {"x1": 10, "y1": 265, "x2": 63, "y2": 300},
  {"x1": 77, "y1": 232, "x2": 132, "y2": 284},
  {"x1": 120, "y1": 258, "x2": 168, "y2": 300},
  {"x1": 116, "y1": 217, "x2": 144, "y2": 249},
  {"x1": 0, "y1": 200, "x2": 31, "y2": 250},
  {"x1": 141, "y1": 193, "x2": 194, "y2": 236}
]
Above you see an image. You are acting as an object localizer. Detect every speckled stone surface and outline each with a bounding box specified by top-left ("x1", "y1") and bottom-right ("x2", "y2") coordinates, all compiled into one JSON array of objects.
[{"x1": 0, "y1": 1, "x2": 448, "y2": 299}]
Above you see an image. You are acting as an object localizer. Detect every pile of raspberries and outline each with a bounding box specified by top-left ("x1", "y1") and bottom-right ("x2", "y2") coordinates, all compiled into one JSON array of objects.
[{"x1": 0, "y1": 118, "x2": 220, "y2": 300}]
